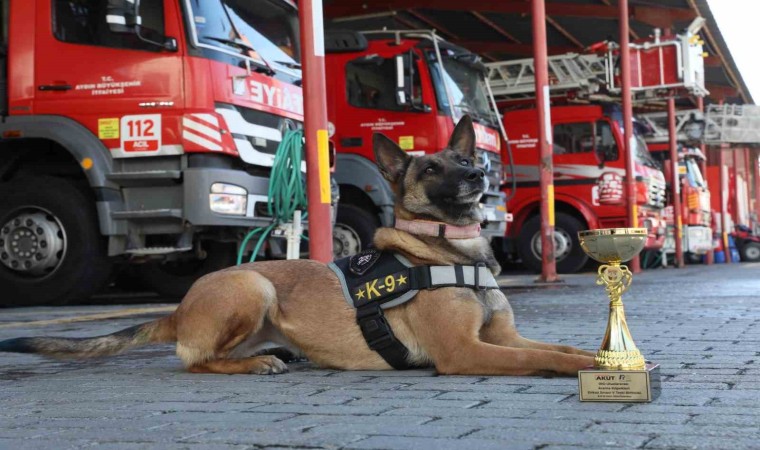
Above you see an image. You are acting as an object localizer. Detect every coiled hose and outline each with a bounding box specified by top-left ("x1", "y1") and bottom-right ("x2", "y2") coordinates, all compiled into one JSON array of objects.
[{"x1": 236, "y1": 129, "x2": 308, "y2": 264}]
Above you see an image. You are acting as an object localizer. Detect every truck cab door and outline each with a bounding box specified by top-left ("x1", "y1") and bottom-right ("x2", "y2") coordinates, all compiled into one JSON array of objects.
[
  {"x1": 337, "y1": 50, "x2": 436, "y2": 158},
  {"x1": 33, "y1": 0, "x2": 183, "y2": 158},
  {"x1": 552, "y1": 120, "x2": 623, "y2": 206}
]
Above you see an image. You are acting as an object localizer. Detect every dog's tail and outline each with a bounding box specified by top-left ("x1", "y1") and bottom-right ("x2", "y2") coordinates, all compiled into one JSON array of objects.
[{"x1": 0, "y1": 316, "x2": 176, "y2": 359}]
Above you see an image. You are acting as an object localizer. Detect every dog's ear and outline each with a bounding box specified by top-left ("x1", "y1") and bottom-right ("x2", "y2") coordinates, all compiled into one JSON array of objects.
[
  {"x1": 447, "y1": 115, "x2": 476, "y2": 159},
  {"x1": 373, "y1": 132, "x2": 411, "y2": 183}
]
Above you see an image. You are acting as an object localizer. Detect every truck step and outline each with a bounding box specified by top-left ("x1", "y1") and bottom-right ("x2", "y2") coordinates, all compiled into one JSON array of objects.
[
  {"x1": 107, "y1": 170, "x2": 181, "y2": 186},
  {"x1": 111, "y1": 209, "x2": 183, "y2": 220},
  {"x1": 125, "y1": 246, "x2": 193, "y2": 256}
]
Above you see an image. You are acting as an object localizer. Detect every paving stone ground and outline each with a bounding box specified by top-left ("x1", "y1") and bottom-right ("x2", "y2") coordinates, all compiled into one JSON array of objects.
[{"x1": 1, "y1": 262, "x2": 759, "y2": 449}]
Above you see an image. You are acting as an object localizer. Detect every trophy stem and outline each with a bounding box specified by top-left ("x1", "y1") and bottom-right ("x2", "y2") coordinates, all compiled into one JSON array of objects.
[{"x1": 594, "y1": 262, "x2": 646, "y2": 370}]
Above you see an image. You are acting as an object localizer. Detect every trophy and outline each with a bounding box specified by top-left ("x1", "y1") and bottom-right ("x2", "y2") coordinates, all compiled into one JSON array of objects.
[{"x1": 577, "y1": 228, "x2": 661, "y2": 402}]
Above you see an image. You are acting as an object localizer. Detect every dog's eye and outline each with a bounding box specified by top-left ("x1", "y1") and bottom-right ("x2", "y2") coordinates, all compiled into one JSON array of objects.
[
  {"x1": 424, "y1": 167, "x2": 436, "y2": 175},
  {"x1": 460, "y1": 159, "x2": 470, "y2": 166}
]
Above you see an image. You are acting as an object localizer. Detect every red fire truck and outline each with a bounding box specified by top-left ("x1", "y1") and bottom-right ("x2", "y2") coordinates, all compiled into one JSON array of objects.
[
  {"x1": 0, "y1": 0, "x2": 306, "y2": 305},
  {"x1": 638, "y1": 110, "x2": 712, "y2": 262},
  {"x1": 323, "y1": 30, "x2": 508, "y2": 257},
  {"x1": 486, "y1": 21, "x2": 707, "y2": 273},
  {"x1": 499, "y1": 104, "x2": 666, "y2": 272}
]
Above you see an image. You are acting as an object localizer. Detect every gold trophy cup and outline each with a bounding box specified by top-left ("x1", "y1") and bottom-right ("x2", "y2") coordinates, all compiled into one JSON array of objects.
[{"x1": 577, "y1": 228, "x2": 660, "y2": 402}]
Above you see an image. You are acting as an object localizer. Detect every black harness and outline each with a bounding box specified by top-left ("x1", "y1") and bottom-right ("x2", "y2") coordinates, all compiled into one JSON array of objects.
[{"x1": 328, "y1": 249, "x2": 500, "y2": 370}]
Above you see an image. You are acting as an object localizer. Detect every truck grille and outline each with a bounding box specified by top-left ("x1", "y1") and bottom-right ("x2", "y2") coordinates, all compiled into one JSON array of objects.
[
  {"x1": 216, "y1": 103, "x2": 302, "y2": 156},
  {"x1": 475, "y1": 148, "x2": 502, "y2": 197},
  {"x1": 646, "y1": 176, "x2": 667, "y2": 208}
]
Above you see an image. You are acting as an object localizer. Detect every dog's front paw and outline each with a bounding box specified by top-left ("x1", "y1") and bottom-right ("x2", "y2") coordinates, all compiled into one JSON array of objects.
[{"x1": 249, "y1": 355, "x2": 289, "y2": 375}]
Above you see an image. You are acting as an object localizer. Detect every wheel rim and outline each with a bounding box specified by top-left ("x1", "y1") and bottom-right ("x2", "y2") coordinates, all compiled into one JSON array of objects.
[
  {"x1": 745, "y1": 245, "x2": 760, "y2": 260},
  {"x1": 333, "y1": 223, "x2": 362, "y2": 258},
  {"x1": 530, "y1": 228, "x2": 573, "y2": 262},
  {"x1": 0, "y1": 207, "x2": 67, "y2": 279}
]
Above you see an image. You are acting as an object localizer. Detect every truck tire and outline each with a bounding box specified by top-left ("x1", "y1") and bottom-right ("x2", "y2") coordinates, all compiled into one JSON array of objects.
[
  {"x1": 517, "y1": 212, "x2": 588, "y2": 274},
  {"x1": 136, "y1": 241, "x2": 237, "y2": 299},
  {"x1": 333, "y1": 203, "x2": 379, "y2": 258},
  {"x1": 0, "y1": 176, "x2": 113, "y2": 306},
  {"x1": 739, "y1": 241, "x2": 760, "y2": 262}
]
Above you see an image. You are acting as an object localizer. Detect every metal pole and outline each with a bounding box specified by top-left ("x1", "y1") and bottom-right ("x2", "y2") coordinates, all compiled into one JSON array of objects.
[
  {"x1": 696, "y1": 96, "x2": 713, "y2": 265},
  {"x1": 667, "y1": 98, "x2": 684, "y2": 268},
  {"x1": 720, "y1": 146, "x2": 731, "y2": 263},
  {"x1": 619, "y1": 0, "x2": 641, "y2": 273},
  {"x1": 754, "y1": 149, "x2": 760, "y2": 228},
  {"x1": 532, "y1": 0, "x2": 558, "y2": 283},
  {"x1": 299, "y1": 0, "x2": 334, "y2": 262},
  {"x1": 732, "y1": 151, "x2": 740, "y2": 228}
]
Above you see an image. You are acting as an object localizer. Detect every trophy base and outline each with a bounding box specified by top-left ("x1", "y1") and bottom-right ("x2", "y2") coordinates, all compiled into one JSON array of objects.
[{"x1": 578, "y1": 363, "x2": 660, "y2": 402}]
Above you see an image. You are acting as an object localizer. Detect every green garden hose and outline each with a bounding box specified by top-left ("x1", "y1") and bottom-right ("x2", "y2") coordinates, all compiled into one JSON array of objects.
[{"x1": 236, "y1": 129, "x2": 307, "y2": 265}]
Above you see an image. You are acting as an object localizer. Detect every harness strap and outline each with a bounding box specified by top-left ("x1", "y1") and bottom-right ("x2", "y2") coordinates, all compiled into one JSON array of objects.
[
  {"x1": 409, "y1": 263, "x2": 498, "y2": 291},
  {"x1": 356, "y1": 304, "x2": 413, "y2": 370}
]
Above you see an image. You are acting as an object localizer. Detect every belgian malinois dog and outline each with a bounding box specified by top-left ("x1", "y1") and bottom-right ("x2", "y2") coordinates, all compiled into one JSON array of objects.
[{"x1": 0, "y1": 116, "x2": 594, "y2": 376}]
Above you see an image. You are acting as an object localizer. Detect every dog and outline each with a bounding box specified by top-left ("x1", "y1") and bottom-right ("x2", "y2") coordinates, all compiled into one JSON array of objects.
[{"x1": 0, "y1": 116, "x2": 594, "y2": 376}]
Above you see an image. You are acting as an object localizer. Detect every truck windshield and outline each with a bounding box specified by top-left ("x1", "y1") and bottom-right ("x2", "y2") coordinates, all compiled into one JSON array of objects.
[
  {"x1": 188, "y1": 0, "x2": 300, "y2": 76},
  {"x1": 428, "y1": 50, "x2": 497, "y2": 126},
  {"x1": 685, "y1": 158, "x2": 707, "y2": 188},
  {"x1": 633, "y1": 134, "x2": 661, "y2": 170}
]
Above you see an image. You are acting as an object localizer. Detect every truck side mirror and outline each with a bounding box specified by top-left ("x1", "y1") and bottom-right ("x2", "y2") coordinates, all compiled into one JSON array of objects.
[
  {"x1": 395, "y1": 55, "x2": 409, "y2": 106},
  {"x1": 106, "y1": 0, "x2": 177, "y2": 52}
]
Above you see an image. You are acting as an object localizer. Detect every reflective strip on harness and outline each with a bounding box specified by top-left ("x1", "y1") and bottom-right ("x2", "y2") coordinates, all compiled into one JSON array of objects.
[{"x1": 327, "y1": 249, "x2": 500, "y2": 370}]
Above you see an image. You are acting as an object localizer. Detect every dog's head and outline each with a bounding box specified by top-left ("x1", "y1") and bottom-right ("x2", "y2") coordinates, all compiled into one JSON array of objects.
[{"x1": 373, "y1": 115, "x2": 487, "y2": 226}]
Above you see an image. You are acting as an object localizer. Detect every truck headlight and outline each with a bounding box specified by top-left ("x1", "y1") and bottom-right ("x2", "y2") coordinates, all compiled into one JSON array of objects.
[{"x1": 210, "y1": 183, "x2": 247, "y2": 216}]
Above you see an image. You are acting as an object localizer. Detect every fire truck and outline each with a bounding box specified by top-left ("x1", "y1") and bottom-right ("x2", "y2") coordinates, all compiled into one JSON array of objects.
[
  {"x1": 0, "y1": 0, "x2": 306, "y2": 305},
  {"x1": 497, "y1": 104, "x2": 667, "y2": 273},
  {"x1": 323, "y1": 30, "x2": 508, "y2": 257},
  {"x1": 702, "y1": 104, "x2": 760, "y2": 261},
  {"x1": 486, "y1": 19, "x2": 707, "y2": 272},
  {"x1": 638, "y1": 110, "x2": 712, "y2": 262}
]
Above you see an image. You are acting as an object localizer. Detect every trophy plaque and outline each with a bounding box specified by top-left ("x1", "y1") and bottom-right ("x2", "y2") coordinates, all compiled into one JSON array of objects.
[{"x1": 577, "y1": 228, "x2": 661, "y2": 402}]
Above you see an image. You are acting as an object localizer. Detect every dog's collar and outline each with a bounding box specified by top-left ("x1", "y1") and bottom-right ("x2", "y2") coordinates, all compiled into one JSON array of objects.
[{"x1": 394, "y1": 218, "x2": 481, "y2": 239}]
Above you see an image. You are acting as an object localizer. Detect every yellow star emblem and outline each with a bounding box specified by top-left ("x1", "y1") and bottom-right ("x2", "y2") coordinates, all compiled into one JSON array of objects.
[
  {"x1": 397, "y1": 274, "x2": 407, "y2": 285},
  {"x1": 356, "y1": 289, "x2": 366, "y2": 299}
]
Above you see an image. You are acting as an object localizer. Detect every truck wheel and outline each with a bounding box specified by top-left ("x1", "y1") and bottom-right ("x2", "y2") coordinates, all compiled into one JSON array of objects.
[
  {"x1": 739, "y1": 242, "x2": 760, "y2": 262},
  {"x1": 333, "y1": 204, "x2": 379, "y2": 258},
  {"x1": 136, "y1": 242, "x2": 237, "y2": 299},
  {"x1": 517, "y1": 213, "x2": 588, "y2": 274},
  {"x1": 0, "y1": 177, "x2": 112, "y2": 306}
]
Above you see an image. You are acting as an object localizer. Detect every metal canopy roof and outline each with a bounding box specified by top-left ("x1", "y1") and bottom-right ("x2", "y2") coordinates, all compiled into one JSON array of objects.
[{"x1": 323, "y1": 0, "x2": 751, "y2": 105}]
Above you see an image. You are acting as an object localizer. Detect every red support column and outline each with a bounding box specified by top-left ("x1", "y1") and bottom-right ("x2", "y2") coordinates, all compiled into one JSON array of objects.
[
  {"x1": 732, "y1": 151, "x2": 740, "y2": 228},
  {"x1": 696, "y1": 96, "x2": 713, "y2": 265},
  {"x1": 619, "y1": 0, "x2": 641, "y2": 272},
  {"x1": 720, "y1": 147, "x2": 732, "y2": 263},
  {"x1": 754, "y1": 149, "x2": 760, "y2": 226},
  {"x1": 668, "y1": 98, "x2": 684, "y2": 268},
  {"x1": 744, "y1": 147, "x2": 752, "y2": 226},
  {"x1": 532, "y1": 0, "x2": 559, "y2": 283},
  {"x1": 299, "y1": 0, "x2": 334, "y2": 262}
]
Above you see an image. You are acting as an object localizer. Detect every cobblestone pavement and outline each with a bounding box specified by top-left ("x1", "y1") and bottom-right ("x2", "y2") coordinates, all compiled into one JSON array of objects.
[{"x1": 1, "y1": 263, "x2": 759, "y2": 450}]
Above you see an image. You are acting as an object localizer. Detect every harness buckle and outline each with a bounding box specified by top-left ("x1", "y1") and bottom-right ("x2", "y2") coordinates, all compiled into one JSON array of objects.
[
  {"x1": 474, "y1": 262, "x2": 487, "y2": 290},
  {"x1": 357, "y1": 306, "x2": 396, "y2": 350}
]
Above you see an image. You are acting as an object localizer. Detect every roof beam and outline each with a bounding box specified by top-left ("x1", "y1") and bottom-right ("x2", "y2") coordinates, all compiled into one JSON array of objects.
[
  {"x1": 470, "y1": 11, "x2": 522, "y2": 43},
  {"x1": 406, "y1": 9, "x2": 460, "y2": 40},
  {"x1": 599, "y1": 0, "x2": 640, "y2": 39},
  {"x1": 452, "y1": 41, "x2": 578, "y2": 56},
  {"x1": 546, "y1": 16, "x2": 584, "y2": 49},
  {"x1": 325, "y1": 1, "x2": 696, "y2": 27},
  {"x1": 706, "y1": 84, "x2": 740, "y2": 101}
]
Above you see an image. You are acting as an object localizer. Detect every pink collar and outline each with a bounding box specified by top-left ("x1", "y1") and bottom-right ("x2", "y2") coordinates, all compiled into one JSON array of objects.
[{"x1": 394, "y1": 218, "x2": 481, "y2": 239}]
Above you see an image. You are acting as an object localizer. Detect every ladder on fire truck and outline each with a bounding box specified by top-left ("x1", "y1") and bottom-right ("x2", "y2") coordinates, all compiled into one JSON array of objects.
[
  {"x1": 637, "y1": 109, "x2": 704, "y2": 144},
  {"x1": 485, "y1": 51, "x2": 611, "y2": 100},
  {"x1": 486, "y1": 18, "x2": 708, "y2": 103},
  {"x1": 703, "y1": 104, "x2": 760, "y2": 145},
  {"x1": 638, "y1": 105, "x2": 760, "y2": 145}
]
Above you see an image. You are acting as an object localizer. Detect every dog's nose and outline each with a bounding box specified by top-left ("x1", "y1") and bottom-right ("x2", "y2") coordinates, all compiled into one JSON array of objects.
[{"x1": 465, "y1": 168, "x2": 485, "y2": 182}]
